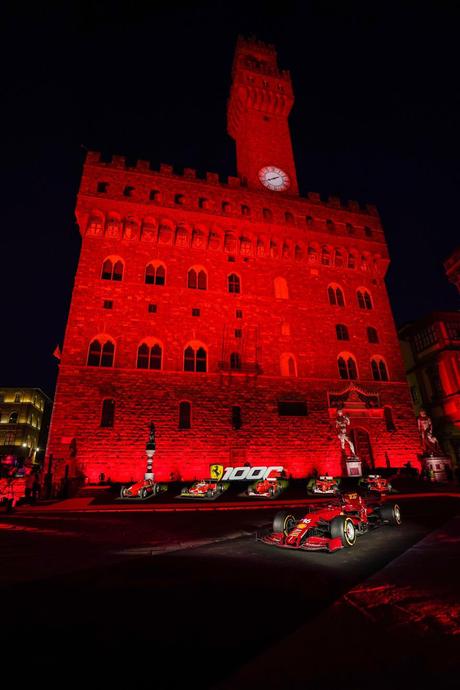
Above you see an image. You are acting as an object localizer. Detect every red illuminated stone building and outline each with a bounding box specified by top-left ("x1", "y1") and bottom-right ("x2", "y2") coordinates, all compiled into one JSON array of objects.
[{"x1": 46, "y1": 37, "x2": 420, "y2": 483}]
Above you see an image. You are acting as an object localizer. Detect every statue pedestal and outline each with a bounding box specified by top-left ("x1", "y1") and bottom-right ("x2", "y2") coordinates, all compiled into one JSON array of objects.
[
  {"x1": 422, "y1": 455, "x2": 452, "y2": 482},
  {"x1": 345, "y1": 456, "x2": 362, "y2": 477}
]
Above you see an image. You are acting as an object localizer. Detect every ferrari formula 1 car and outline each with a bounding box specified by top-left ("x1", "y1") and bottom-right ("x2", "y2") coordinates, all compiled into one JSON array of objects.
[
  {"x1": 246, "y1": 470, "x2": 288, "y2": 499},
  {"x1": 120, "y1": 478, "x2": 167, "y2": 500},
  {"x1": 259, "y1": 493, "x2": 401, "y2": 553},
  {"x1": 179, "y1": 478, "x2": 230, "y2": 500},
  {"x1": 358, "y1": 474, "x2": 392, "y2": 495},
  {"x1": 307, "y1": 475, "x2": 341, "y2": 495}
]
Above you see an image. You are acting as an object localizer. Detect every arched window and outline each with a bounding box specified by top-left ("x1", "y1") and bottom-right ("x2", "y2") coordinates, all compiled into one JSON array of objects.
[
  {"x1": 228, "y1": 273, "x2": 241, "y2": 294},
  {"x1": 188, "y1": 266, "x2": 207, "y2": 290},
  {"x1": 145, "y1": 262, "x2": 166, "y2": 286},
  {"x1": 328, "y1": 285, "x2": 345, "y2": 307},
  {"x1": 87, "y1": 337, "x2": 115, "y2": 367},
  {"x1": 101, "y1": 257, "x2": 124, "y2": 281},
  {"x1": 367, "y1": 327, "x2": 379, "y2": 343},
  {"x1": 326, "y1": 219, "x2": 335, "y2": 232},
  {"x1": 230, "y1": 352, "x2": 241, "y2": 370},
  {"x1": 100, "y1": 399, "x2": 115, "y2": 428},
  {"x1": 308, "y1": 246, "x2": 318, "y2": 263},
  {"x1": 336, "y1": 324, "x2": 349, "y2": 341},
  {"x1": 184, "y1": 343, "x2": 207, "y2": 373},
  {"x1": 338, "y1": 354, "x2": 358, "y2": 380},
  {"x1": 371, "y1": 357, "x2": 389, "y2": 381},
  {"x1": 348, "y1": 253, "x2": 357, "y2": 269},
  {"x1": 285, "y1": 211, "x2": 294, "y2": 224},
  {"x1": 263, "y1": 208, "x2": 273, "y2": 221},
  {"x1": 9, "y1": 412, "x2": 18, "y2": 424},
  {"x1": 274, "y1": 276, "x2": 289, "y2": 299},
  {"x1": 280, "y1": 353, "x2": 297, "y2": 377},
  {"x1": 321, "y1": 247, "x2": 331, "y2": 265},
  {"x1": 179, "y1": 402, "x2": 191, "y2": 429},
  {"x1": 241, "y1": 204, "x2": 250, "y2": 216},
  {"x1": 357, "y1": 289, "x2": 373, "y2": 310},
  {"x1": 334, "y1": 249, "x2": 344, "y2": 267},
  {"x1": 137, "y1": 342, "x2": 162, "y2": 370}
]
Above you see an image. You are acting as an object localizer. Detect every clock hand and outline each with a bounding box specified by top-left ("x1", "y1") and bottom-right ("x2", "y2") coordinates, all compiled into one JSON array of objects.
[{"x1": 267, "y1": 175, "x2": 281, "y2": 181}]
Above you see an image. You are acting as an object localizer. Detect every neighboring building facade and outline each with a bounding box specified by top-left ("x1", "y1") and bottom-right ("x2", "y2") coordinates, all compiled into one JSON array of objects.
[
  {"x1": 0, "y1": 387, "x2": 52, "y2": 472},
  {"x1": 399, "y1": 312, "x2": 460, "y2": 466},
  {"x1": 46, "y1": 37, "x2": 420, "y2": 483},
  {"x1": 445, "y1": 246, "x2": 460, "y2": 294}
]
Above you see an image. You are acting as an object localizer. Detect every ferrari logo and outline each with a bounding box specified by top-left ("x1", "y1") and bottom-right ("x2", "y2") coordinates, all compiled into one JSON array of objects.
[{"x1": 210, "y1": 464, "x2": 224, "y2": 481}]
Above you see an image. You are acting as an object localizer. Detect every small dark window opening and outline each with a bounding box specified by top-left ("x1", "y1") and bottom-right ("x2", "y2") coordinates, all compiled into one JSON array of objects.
[
  {"x1": 367, "y1": 327, "x2": 379, "y2": 343},
  {"x1": 326, "y1": 219, "x2": 335, "y2": 232},
  {"x1": 198, "y1": 197, "x2": 208, "y2": 209},
  {"x1": 230, "y1": 352, "x2": 241, "y2": 370},
  {"x1": 9, "y1": 412, "x2": 18, "y2": 424},
  {"x1": 97, "y1": 181, "x2": 108, "y2": 193},
  {"x1": 384, "y1": 406, "x2": 396, "y2": 432},
  {"x1": 236, "y1": 309, "x2": 243, "y2": 319},
  {"x1": 123, "y1": 186, "x2": 134, "y2": 197},
  {"x1": 235, "y1": 329, "x2": 242, "y2": 338},
  {"x1": 149, "y1": 190, "x2": 161, "y2": 201},
  {"x1": 103, "y1": 300, "x2": 113, "y2": 309},
  {"x1": 148, "y1": 304, "x2": 157, "y2": 313},
  {"x1": 228, "y1": 273, "x2": 240, "y2": 294},
  {"x1": 222, "y1": 201, "x2": 231, "y2": 213},
  {"x1": 232, "y1": 405, "x2": 242, "y2": 430},
  {"x1": 336, "y1": 324, "x2": 349, "y2": 341},
  {"x1": 179, "y1": 402, "x2": 191, "y2": 429},
  {"x1": 101, "y1": 399, "x2": 115, "y2": 428},
  {"x1": 346, "y1": 223, "x2": 355, "y2": 235},
  {"x1": 285, "y1": 212, "x2": 294, "y2": 224},
  {"x1": 306, "y1": 215, "x2": 313, "y2": 225},
  {"x1": 241, "y1": 204, "x2": 250, "y2": 216},
  {"x1": 278, "y1": 401, "x2": 308, "y2": 416},
  {"x1": 263, "y1": 208, "x2": 273, "y2": 221},
  {"x1": 364, "y1": 226, "x2": 373, "y2": 237},
  {"x1": 192, "y1": 308, "x2": 200, "y2": 317},
  {"x1": 175, "y1": 194, "x2": 185, "y2": 205},
  {"x1": 228, "y1": 256, "x2": 236, "y2": 262}
]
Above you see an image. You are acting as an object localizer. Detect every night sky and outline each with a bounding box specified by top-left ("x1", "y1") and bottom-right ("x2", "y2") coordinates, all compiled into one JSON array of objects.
[{"x1": 2, "y1": 0, "x2": 459, "y2": 398}]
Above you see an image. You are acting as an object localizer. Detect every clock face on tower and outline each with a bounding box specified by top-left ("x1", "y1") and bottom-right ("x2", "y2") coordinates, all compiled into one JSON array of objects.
[{"x1": 258, "y1": 166, "x2": 290, "y2": 192}]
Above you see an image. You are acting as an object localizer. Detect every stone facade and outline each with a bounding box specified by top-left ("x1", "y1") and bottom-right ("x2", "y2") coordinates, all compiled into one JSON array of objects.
[{"x1": 46, "y1": 37, "x2": 420, "y2": 483}]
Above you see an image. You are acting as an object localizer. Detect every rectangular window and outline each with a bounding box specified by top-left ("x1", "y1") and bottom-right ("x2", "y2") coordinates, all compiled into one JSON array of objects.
[
  {"x1": 101, "y1": 399, "x2": 115, "y2": 428},
  {"x1": 192, "y1": 308, "x2": 200, "y2": 317},
  {"x1": 278, "y1": 401, "x2": 308, "y2": 416},
  {"x1": 179, "y1": 402, "x2": 191, "y2": 429},
  {"x1": 103, "y1": 300, "x2": 113, "y2": 309},
  {"x1": 235, "y1": 329, "x2": 242, "y2": 338},
  {"x1": 123, "y1": 186, "x2": 134, "y2": 197},
  {"x1": 228, "y1": 256, "x2": 236, "y2": 262},
  {"x1": 231, "y1": 406, "x2": 242, "y2": 430},
  {"x1": 236, "y1": 309, "x2": 243, "y2": 319},
  {"x1": 148, "y1": 304, "x2": 157, "y2": 313},
  {"x1": 97, "y1": 181, "x2": 108, "y2": 193}
]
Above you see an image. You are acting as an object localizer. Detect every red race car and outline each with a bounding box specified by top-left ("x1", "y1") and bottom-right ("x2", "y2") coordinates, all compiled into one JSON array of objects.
[
  {"x1": 307, "y1": 475, "x2": 341, "y2": 495},
  {"x1": 358, "y1": 475, "x2": 392, "y2": 494},
  {"x1": 260, "y1": 493, "x2": 401, "y2": 553},
  {"x1": 246, "y1": 470, "x2": 288, "y2": 499},
  {"x1": 120, "y1": 478, "x2": 166, "y2": 499},
  {"x1": 180, "y1": 479, "x2": 229, "y2": 499}
]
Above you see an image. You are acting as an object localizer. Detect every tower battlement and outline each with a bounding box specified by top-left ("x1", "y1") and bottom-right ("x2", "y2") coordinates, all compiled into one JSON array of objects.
[{"x1": 84, "y1": 151, "x2": 380, "y2": 218}]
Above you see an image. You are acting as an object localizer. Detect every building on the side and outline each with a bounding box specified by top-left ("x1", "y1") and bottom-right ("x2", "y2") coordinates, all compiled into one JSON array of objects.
[
  {"x1": 399, "y1": 312, "x2": 460, "y2": 466},
  {"x1": 0, "y1": 387, "x2": 52, "y2": 473},
  {"x1": 46, "y1": 36, "x2": 420, "y2": 485},
  {"x1": 445, "y1": 246, "x2": 460, "y2": 295}
]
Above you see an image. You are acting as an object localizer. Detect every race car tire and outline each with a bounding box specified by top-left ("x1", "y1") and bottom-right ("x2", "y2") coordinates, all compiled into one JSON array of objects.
[
  {"x1": 273, "y1": 511, "x2": 296, "y2": 535},
  {"x1": 206, "y1": 489, "x2": 214, "y2": 498},
  {"x1": 141, "y1": 488, "x2": 149, "y2": 499},
  {"x1": 380, "y1": 502, "x2": 402, "y2": 525},
  {"x1": 330, "y1": 516, "x2": 356, "y2": 547},
  {"x1": 120, "y1": 486, "x2": 128, "y2": 498}
]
